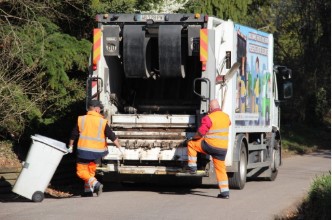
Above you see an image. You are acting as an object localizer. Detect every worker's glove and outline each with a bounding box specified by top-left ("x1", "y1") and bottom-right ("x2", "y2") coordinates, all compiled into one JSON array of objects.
[
  {"x1": 67, "y1": 145, "x2": 73, "y2": 153},
  {"x1": 118, "y1": 147, "x2": 124, "y2": 156}
]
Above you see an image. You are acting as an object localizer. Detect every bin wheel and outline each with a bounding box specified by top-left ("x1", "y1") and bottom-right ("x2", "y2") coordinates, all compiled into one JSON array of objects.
[{"x1": 32, "y1": 191, "x2": 44, "y2": 202}]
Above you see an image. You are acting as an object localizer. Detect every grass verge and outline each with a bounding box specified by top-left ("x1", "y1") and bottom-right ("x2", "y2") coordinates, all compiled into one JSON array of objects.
[
  {"x1": 294, "y1": 172, "x2": 331, "y2": 220},
  {"x1": 278, "y1": 122, "x2": 331, "y2": 220},
  {"x1": 281, "y1": 123, "x2": 330, "y2": 154}
]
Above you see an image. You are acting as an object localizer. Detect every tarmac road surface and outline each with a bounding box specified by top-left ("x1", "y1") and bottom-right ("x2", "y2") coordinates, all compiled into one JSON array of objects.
[{"x1": 0, "y1": 150, "x2": 330, "y2": 220}]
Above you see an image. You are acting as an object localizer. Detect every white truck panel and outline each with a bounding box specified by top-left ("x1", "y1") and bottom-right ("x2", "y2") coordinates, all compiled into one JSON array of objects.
[
  {"x1": 105, "y1": 146, "x2": 188, "y2": 161},
  {"x1": 112, "y1": 114, "x2": 196, "y2": 124}
]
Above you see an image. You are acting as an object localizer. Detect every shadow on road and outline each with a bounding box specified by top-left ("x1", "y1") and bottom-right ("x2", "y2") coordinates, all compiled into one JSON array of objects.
[
  {"x1": 102, "y1": 181, "x2": 219, "y2": 198},
  {"x1": 307, "y1": 150, "x2": 331, "y2": 159}
]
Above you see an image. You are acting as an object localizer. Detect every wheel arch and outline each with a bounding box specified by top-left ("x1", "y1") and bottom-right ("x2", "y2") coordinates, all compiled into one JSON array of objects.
[{"x1": 228, "y1": 133, "x2": 248, "y2": 189}]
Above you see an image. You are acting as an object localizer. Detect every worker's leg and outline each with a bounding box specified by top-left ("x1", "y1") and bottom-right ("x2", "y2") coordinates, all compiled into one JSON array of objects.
[
  {"x1": 87, "y1": 161, "x2": 99, "y2": 189},
  {"x1": 87, "y1": 162, "x2": 97, "y2": 186},
  {"x1": 77, "y1": 159, "x2": 101, "y2": 195},
  {"x1": 213, "y1": 158, "x2": 229, "y2": 198},
  {"x1": 187, "y1": 138, "x2": 205, "y2": 172},
  {"x1": 88, "y1": 161, "x2": 96, "y2": 177},
  {"x1": 88, "y1": 160, "x2": 103, "y2": 196},
  {"x1": 76, "y1": 162, "x2": 90, "y2": 182},
  {"x1": 201, "y1": 143, "x2": 229, "y2": 198},
  {"x1": 77, "y1": 162, "x2": 94, "y2": 194}
]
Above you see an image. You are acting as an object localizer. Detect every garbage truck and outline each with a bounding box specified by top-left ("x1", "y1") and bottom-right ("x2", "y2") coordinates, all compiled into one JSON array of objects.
[{"x1": 87, "y1": 13, "x2": 293, "y2": 189}]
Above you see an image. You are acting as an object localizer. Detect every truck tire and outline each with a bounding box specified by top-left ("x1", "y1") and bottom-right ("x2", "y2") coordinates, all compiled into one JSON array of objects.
[{"x1": 229, "y1": 141, "x2": 247, "y2": 189}]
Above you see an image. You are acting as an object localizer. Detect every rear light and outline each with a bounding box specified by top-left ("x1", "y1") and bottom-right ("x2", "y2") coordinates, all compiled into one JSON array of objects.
[
  {"x1": 202, "y1": 61, "x2": 207, "y2": 71},
  {"x1": 93, "y1": 63, "x2": 97, "y2": 71}
]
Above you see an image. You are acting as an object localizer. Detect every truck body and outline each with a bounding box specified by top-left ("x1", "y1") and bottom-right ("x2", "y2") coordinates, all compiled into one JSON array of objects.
[{"x1": 88, "y1": 13, "x2": 292, "y2": 189}]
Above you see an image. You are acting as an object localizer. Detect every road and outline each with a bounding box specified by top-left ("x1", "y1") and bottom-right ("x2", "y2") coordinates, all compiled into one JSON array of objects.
[{"x1": 0, "y1": 150, "x2": 330, "y2": 220}]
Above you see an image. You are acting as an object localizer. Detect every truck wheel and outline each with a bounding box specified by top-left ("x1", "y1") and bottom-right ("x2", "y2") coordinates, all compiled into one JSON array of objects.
[
  {"x1": 229, "y1": 141, "x2": 247, "y2": 189},
  {"x1": 267, "y1": 140, "x2": 280, "y2": 181},
  {"x1": 32, "y1": 191, "x2": 44, "y2": 202}
]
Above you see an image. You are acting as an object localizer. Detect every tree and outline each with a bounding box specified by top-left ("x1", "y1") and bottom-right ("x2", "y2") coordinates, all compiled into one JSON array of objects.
[
  {"x1": 0, "y1": 1, "x2": 91, "y2": 138},
  {"x1": 186, "y1": 0, "x2": 253, "y2": 23},
  {"x1": 136, "y1": 0, "x2": 190, "y2": 13},
  {"x1": 246, "y1": 0, "x2": 331, "y2": 124}
]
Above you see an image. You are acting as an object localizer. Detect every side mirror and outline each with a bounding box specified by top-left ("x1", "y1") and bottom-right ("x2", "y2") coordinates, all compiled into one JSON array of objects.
[
  {"x1": 274, "y1": 65, "x2": 293, "y2": 101},
  {"x1": 274, "y1": 65, "x2": 291, "y2": 77},
  {"x1": 283, "y1": 80, "x2": 293, "y2": 99}
]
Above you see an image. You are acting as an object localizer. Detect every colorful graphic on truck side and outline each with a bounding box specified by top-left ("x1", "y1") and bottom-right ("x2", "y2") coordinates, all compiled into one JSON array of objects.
[{"x1": 234, "y1": 24, "x2": 272, "y2": 127}]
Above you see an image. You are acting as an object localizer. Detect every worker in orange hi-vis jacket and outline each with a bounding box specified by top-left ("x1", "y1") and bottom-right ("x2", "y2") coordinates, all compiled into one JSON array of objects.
[
  {"x1": 68, "y1": 100, "x2": 122, "y2": 197},
  {"x1": 186, "y1": 99, "x2": 231, "y2": 199}
]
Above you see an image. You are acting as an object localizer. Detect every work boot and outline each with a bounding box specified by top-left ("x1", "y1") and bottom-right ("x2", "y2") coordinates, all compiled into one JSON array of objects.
[
  {"x1": 217, "y1": 193, "x2": 229, "y2": 199},
  {"x1": 94, "y1": 182, "x2": 103, "y2": 197},
  {"x1": 183, "y1": 165, "x2": 197, "y2": 174}
]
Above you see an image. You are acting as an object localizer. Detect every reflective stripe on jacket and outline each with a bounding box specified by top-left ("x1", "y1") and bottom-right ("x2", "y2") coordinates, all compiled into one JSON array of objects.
[
  {"x1": 204, "y1": 110, "x2": 230, "y2": 149},
  {"x1": 77, "y1": 111, "x2": 108, "y2": 159}
]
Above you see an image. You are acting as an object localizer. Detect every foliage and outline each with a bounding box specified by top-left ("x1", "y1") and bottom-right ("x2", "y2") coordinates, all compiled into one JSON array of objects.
[
  {"x1": 281, "y1": 123, "x2": 330, "y2": 155},
  {"x1": 188, "y1": 0, "x2": 253, "y2": 23},
  {"x1": 0, "y1": 1, "x2": 90, "y2": 138},
  {"x1": 301, "y1": 172, "x2": 331, "y2": 220},
  {"x1": 88, "y1": 0, "x2": 137, "y2": 14},
  {"x1": 280, "y1": 173, "x2": 332, "y2": 220},
  {"x1": 0, "y1": 70, "x2": 42, "y2": 137},
  {"x1": 136, "y1": 0, "x2": 190, "y2": 13},
  {"x1": 245, "y1": 0, "x2": 331, "y2": 125}
]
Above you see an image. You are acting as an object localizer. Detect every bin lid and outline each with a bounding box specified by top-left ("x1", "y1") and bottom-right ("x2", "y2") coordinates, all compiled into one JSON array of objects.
[{"x1": 31, "y1": 135, "x2": 68, "y2": 153}]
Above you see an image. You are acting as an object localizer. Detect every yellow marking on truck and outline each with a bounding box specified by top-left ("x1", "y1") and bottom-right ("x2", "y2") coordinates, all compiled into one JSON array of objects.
[
  {"x1": 93, "y1": 28, "x2": 101, "y2": 64},
  {"x1": 200, "y1": 29, "x2": 208, "y2": 62}
]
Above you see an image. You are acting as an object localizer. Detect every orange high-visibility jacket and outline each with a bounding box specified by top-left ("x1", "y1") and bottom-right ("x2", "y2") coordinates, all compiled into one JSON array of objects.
[
  {"x1": 77, "y1": 111, "x2": 108, "y2": 160},
  {"x1": 204, "y1": 111, "x2": 230, "y2": 149}
]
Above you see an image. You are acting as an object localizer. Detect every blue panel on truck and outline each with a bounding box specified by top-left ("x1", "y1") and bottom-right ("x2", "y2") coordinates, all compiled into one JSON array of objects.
[{"x1": 233, "y1": 24, "x2": 272, "y2": 128}]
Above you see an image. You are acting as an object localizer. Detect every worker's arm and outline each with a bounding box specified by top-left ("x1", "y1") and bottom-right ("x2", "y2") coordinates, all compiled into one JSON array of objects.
[
  {"x1": 69, "y1": 139, "x2": 75, "y2": 146},
  {"x1": 192, "y1": 115, "x2": 212, "y2": 140},
  {"x1": 105, "y1": 125, "x2": 121, "y2": 148},
  {"x1": 112, "y1": 138, "x2": 122, "y2": 148},
  {"x1": 68, "y1": 125, "x2": 79, "y2": 153}
]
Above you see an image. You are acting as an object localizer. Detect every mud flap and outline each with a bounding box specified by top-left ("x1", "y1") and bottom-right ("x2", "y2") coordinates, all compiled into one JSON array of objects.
[
  {"x1": 123, "y1": 25, "x2": 150, "y2": 78},
  {"x1": 159, "y1": 25, "x2": 185, "y2": 78}
]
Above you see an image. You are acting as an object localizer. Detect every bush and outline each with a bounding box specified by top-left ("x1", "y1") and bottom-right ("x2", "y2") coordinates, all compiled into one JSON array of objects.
[
  {"x1": 301, "y1": 172, "x2": 331, "y2": 220},
  {"x1": 281, "y1": 123, "x2": 331, "y2": 154}
]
